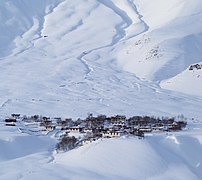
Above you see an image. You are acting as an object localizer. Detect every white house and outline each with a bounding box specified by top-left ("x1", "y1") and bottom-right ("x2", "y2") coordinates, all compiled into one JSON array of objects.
[
  {"x1": 66, "y1": 127, "x2": 82, "y2": 133},
  {"x1": 111, "y1": 120, "x2": 126, "y2": 126},
  {"x1": 102, "y1": 131, "x2": 123, "y2": 138},
  {"x1": 83, "y1": 128, "x2": 93, "y2": 133},
  {"x1": 45, "y1": 125, "x2": 55, "y2": 131},
  {"x1": 82, "y1": 139, "x2": 92, "y2": 145}
]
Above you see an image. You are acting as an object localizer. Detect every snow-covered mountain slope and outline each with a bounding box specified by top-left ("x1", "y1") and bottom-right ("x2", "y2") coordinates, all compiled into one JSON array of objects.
[
  {"x1": 117, "y1": 0, "x2": 202, "y2": 95},
  {"x1": 161, "y1": 64, "x2": 202, "y2": 97},
  {"x1": 55, "y1": 132, "x2": 202, "y2": 180},
  {"x1": 0, "y1": 0, "x2": 202, "y2": 179},
  {"x1": 0, "y1": 0, "x2": 202, "y2": 118},
  {"x1": 0, "y1": 0, "x2": 61, "y2": 58}
]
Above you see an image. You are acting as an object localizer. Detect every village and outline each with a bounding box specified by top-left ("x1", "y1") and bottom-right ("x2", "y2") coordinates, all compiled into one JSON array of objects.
[
  {"x1": 189, "y1": 63, "x2": 202, "y2": 71},
  {"x1": 3, "y1": 113, "x2": 187, "y2": 151}
]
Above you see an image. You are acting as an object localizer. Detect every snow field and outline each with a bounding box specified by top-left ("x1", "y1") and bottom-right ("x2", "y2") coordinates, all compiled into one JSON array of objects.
[{"x1": 0, "y1": 0, "x2": 202, "y2": 179}]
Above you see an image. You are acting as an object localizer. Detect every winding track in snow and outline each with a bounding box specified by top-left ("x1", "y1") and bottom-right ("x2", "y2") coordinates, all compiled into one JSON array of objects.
[
  {"x1": 78, "y1": 0, "x2": 149, "y2": 78},
  {"x1": 11, "y1": 1, "x2": 63, "y2": 58},
  {"x1": 98, "y1": 0, "x2": 131, "y2": 44}
]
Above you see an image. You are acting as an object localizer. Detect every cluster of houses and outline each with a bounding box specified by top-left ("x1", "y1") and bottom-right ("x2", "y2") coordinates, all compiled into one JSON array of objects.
[
  {"x1": 189, "y1": 63, "x2": 202, "y2": 71},
  {"x1": 3, "y1": 114, "x2": 187, "y2": 147},
  {"x1": 4, "y1": 114, "x2": 20, "y2": 126}
]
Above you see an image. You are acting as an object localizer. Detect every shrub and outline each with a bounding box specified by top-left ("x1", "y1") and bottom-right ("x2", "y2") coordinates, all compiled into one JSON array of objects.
[{"x1": 56, "y1": 136, "x2": 78, "y2": 152}]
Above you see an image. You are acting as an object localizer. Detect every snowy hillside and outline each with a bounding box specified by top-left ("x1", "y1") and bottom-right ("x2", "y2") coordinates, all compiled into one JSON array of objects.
[
  {"x1": 117, "y1": 0, "x2": 202, "y2": 93},
  {"x1": 0, "y1": 0, "x2": 202, "y2": 179},
  {"x1": 1, "y1": 120, "x2": 202, "y2": 179},
  {"x1": 0, "y1": 0, "x2": 202, "y2": 118}
]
